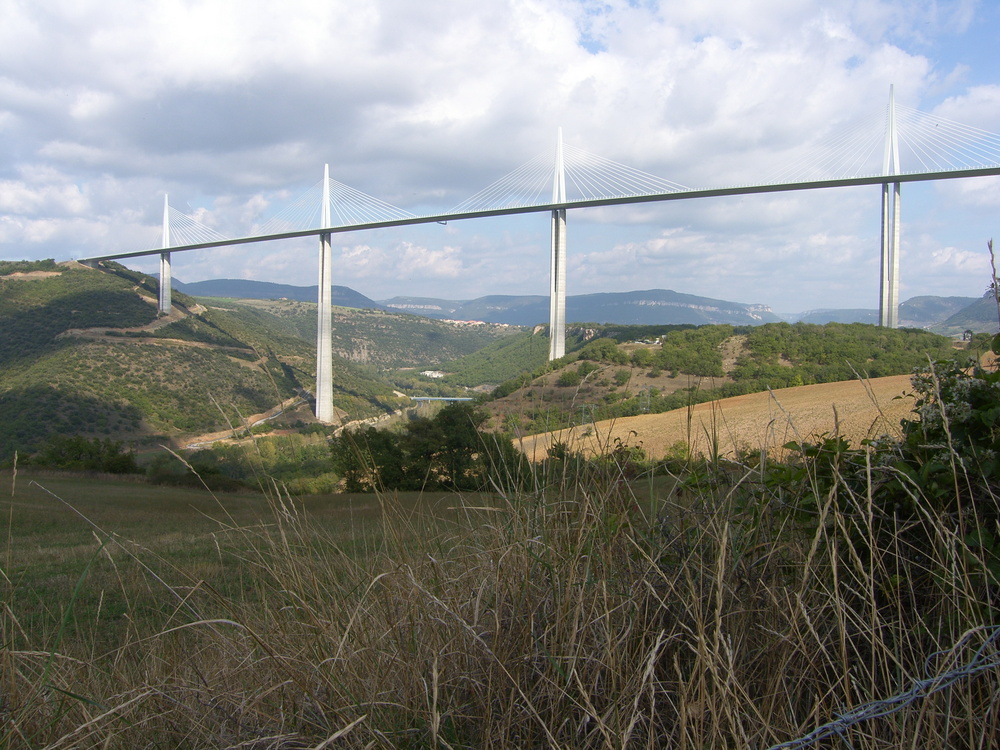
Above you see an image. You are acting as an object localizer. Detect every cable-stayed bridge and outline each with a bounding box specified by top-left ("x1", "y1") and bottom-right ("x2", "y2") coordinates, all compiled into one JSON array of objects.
[{"x1": 83, "y1": 88, "x2": 1000, "y2": 422}]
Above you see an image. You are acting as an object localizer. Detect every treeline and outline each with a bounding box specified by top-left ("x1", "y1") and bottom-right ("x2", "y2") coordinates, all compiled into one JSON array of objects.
[
  {"x1": 138, "y1": 402, "x2": 530, "y2": 495},
  {"x1": 730, "y1": 322, "x2": 960, "y2": 384},
  {"x1": 149, "y1": 430, "x2": 339, "y2": 494},
  {"x1": 21, "y1": 434, "x2": 138, "y2": 474},
  {"x1": 331, "y1": 402, "x2": 529, "y2": 492},
  {"x1": 0, "y1": 259, "x2": 58, "y2": 275}
]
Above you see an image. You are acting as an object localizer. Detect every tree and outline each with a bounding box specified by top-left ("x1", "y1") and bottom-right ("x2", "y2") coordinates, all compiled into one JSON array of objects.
[
  {"x1": 31, "y1": 435, "x2": 138, "y2": 474},
  {"x1": 331, "y1": 426, "x2": 406, "y2": 492},
  {"x1": 401, "y1": 402, "x2": 489, "y2": 490}
]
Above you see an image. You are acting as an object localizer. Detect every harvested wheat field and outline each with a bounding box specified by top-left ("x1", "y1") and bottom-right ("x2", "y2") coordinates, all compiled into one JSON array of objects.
[{"x1": 517, "y1": 374, "x2": 918, "y2": 461}]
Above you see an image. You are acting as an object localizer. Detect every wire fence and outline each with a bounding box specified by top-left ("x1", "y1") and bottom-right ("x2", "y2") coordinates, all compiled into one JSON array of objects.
[{"x1": 767, "y1": 625, "x2": 1000, "y2": 749}]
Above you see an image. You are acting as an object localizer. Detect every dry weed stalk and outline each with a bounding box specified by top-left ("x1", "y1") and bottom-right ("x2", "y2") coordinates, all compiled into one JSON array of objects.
[{"x1": 3, "y1": 406, "x2": 999, "y2": 748}]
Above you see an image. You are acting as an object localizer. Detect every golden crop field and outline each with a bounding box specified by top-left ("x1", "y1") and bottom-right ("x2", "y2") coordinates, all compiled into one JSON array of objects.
[{"x1": 517, "y1": 373, "x2": 917, "y2": 460}]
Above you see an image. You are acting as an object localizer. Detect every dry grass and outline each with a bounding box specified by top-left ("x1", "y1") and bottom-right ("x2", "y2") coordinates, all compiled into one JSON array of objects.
[
  {"x1": 3, "y1": 452, "x2": 998, "y2": 748},
  {"x1": 518, "y1": 374, "x2": 915, "y2": 461}
]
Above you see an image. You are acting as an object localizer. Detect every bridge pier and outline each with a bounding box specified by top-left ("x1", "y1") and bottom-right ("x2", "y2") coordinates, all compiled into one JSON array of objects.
[
  {"x1": 159, "y1": 252, "x2": 172, "y2": 314},
  {"x1": 549, "y1": 128, "x2": 567, "y2": 360},
  {"x1": 879, "y1": 182, "x2": 900, "y2": 327},
  {"x1": 878, "y1": 86, "x2": 901, "y2": 328},
  {"x1": 159, "y1": 195, "x2": 172, "y2": 314},
  {"x1": 315, "y1": 165, "x2": 335, "y2": 423}
]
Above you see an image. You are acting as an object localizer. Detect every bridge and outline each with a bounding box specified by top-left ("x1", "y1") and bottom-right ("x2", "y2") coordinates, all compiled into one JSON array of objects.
[{"x1": 82, "y1": 87, "x2": 1000, "y2": 422}]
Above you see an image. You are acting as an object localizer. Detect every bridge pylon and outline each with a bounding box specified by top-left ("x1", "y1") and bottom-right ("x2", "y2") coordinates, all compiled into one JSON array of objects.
[
  {"x1": 549, "y1": 128, "x2": 567, "y2": 360},
  {"x1": 315, "y1": 164, "x2": 335, "y2": 423},
  {"x1": 879, "y1": 85, "x2": 901, "y2": 328},
  {"x1": 159, "y1": 194, "x2": 172, "y2": 314}
]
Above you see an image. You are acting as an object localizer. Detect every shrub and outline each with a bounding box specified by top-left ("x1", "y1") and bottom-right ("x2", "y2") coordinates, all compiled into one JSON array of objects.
[
  {"x1": 556, "y1": 369, "x2": 581, "y2": 387},
  {"x1": 28, "y1": 435, "x2": 139, "y2": 474},
  {"x1": 763, "y1": 353, "x2": 1000, "y2": 619}
]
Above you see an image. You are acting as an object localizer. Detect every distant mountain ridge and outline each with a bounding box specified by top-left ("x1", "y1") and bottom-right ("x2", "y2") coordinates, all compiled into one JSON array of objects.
[
  {"x1": 383, "y1": 289, "x2": 783, "y2": 326},
  {"x1": 172, "y1": 278, "x2": 992, "y2": 330},
  {"x1": 792, "y1": 296, "x2": 982, "y2": 330},
  {"x1": 173, "y1": 279, "x2": 385, "y2": 310},
  {"x1": 173, "y1": 280, "x2": 783, "y2": 325}
]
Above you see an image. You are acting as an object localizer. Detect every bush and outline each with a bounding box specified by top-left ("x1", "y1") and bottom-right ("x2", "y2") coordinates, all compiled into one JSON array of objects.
[
  {"x1": 331, "y1": 402, "x2": 530, "y2": 493},
  {"x1": 28, "y1": 435, "x2": 139, "y2": 474},
  {"x1": 762, "y1": 354, "x2": 1000, "y2": 617},
  {"x1": 556, "y1": 369, "x2": 581, "y2": 387}
]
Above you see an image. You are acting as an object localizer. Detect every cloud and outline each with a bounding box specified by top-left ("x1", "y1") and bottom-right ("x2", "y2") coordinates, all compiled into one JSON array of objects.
[
  {"x1": 1, "y1": 0, "x2": 998, "y2": 313},
  {"x1": 337, "y1": 241, "x2": 465, "y2": 282}
]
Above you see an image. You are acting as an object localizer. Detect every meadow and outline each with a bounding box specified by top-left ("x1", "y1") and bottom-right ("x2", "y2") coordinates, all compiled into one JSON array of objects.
[{"x1": 3, "y1": 353, "x2": 999, "y2": 750}]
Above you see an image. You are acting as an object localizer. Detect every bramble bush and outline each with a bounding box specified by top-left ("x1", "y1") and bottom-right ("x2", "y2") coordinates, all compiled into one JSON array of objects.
[{"x1": 761, "y1": 333, "x2": 1000, "y2": 617}]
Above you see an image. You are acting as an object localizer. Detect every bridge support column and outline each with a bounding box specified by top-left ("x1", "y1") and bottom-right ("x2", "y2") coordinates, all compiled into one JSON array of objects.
[
  {"x1": 879, "y1": 182, "x2": 900, "y2": 328},
  {"x1": 159, "y1": 195, "x2": 172, "y2": 314},
  {"x1": 315, "y1": 165, "x2": 335, "y2": 423},
  {"x1": 878, "y1": 85, "x2": 901, "y2": 328},
  {"x1": 548, "y1": 128, "x2": 567, "y2": 360},
  {"x1": 159, "y1": 252, "x2": 172, "y2": 314}
]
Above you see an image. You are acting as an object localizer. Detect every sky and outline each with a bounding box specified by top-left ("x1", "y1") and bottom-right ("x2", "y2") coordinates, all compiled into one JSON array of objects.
[{"x1": 1, "y1": 0, "x2": 999, "y2": 314}]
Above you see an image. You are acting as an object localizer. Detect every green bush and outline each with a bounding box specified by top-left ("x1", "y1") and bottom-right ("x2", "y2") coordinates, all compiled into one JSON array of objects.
[
  {"x1": 762, "y1": 354, "x2": 1000, "y2": 613},
  {"x1": 332, "y1": 402, "x2": 531, "y2": 493},
  {"x1": 556, "y1": 369, "x2": 582, "y2": 387},
  {"x1": 28, "y1": 435, "x2": 139, "y2": 474}
]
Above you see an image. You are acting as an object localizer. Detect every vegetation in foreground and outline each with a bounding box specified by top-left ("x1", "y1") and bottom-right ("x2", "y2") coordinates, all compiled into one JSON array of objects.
[{"x1": 2, "y1": 335, "x2": 999, "y2": 747}]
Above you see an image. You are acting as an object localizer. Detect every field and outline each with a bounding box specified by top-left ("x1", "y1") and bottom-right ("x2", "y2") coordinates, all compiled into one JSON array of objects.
[
  {"x1": 517, "y1": 373, "x2": 916, "y2": 460},
  {"x1": 3, "y1": 354, "x2": 999, "y2": 748}
]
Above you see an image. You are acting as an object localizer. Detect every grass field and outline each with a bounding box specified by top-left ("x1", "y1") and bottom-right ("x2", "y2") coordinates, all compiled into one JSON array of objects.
[{"x1": 3, "y1": 371, "x2": 998, "y2": 749}]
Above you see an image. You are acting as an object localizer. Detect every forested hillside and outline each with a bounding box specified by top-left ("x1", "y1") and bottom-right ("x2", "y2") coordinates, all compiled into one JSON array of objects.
[{"x1": 0, "y1": 261, "x2": 515, "y2": 459}]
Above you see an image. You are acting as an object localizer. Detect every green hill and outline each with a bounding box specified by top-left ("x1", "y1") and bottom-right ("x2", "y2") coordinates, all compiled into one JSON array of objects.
[
  {"x1": 0, "y1": 261, "x2": 516, "y2": 460},
  {"x1": 934, "y1": 295, "x2": 1000, "y2": 335},
  {"x1": 484, "y1": 322, "x2": 971, "y2": 435},
  {"x1": 440, "y1": 331, "x2": 552, "y2": 387}
]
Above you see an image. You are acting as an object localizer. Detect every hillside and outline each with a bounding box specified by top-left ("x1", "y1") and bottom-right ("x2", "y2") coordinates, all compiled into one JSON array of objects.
[
  {"x1": 483, "y1": 322, "x2": 967, "y2": 437},
  {"x1": 934, "y1": 295, "x2": 1000, "y2": 335},
  {"x1": 0, "y1": 261, "x2": 515, "y2": 459},
  {"x1": 175, "y1": 278, "x2": 384, "y2": 309}
]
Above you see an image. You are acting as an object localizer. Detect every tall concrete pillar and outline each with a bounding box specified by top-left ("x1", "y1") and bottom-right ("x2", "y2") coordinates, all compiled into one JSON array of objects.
[
  {"x1": 159, "y1": 195, "x2": 172, "y2": 314},
  {"x1": 315, "y1": 165, "x2": 335, "y2": 423},
  {"x1": 548, "y1": 128, "x2": 567, "y2": 360},
  {"x1": 879, "y1": 86, "x2": 901, "y2": 328}
]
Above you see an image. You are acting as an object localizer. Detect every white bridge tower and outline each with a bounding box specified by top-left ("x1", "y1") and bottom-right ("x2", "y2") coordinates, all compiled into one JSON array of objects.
[
  {"x1": 159, "y1": 195, "x2": 172, "y2": 314},
  {"x1": 879, "y1": 85, "x2": 901, "y2": 328},
  {"x1": 549, "y1": 128, "x2": 567, "y2": 360},
  {"x1": 315, "y1": 164, "x2": 335, "y2": 423}
]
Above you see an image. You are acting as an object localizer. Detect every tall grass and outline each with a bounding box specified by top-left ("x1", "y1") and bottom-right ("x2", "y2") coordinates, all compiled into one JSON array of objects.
[{"x1": 3, "y1": 375, "x2": 999, "y2": 748}]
